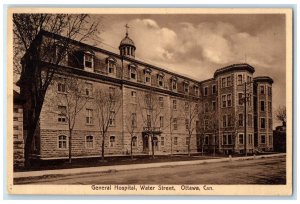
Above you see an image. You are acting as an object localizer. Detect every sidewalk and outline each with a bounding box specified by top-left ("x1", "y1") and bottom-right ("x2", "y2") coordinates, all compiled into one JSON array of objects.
[{"x1": 14, "y1": 153, "x2": 286, "y2": 179}]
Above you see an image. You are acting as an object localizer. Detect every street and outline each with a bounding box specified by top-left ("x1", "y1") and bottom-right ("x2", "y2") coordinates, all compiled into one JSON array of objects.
[{"x1": 14, "y1": 156, "x2": 286, "y2": 185}]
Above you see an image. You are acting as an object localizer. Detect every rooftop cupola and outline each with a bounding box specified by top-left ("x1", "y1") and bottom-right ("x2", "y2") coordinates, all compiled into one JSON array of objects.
[{"x1": 119, "y1": 24, "x2": 136, "y2": 58}]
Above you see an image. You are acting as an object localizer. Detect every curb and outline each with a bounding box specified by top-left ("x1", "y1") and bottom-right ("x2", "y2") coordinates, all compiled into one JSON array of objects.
[{"x1": 14, "y1": 153, "x2": 286, "y2": 179}]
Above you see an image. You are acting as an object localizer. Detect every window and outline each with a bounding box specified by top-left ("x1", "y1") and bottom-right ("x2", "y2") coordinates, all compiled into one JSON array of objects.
[
  {"x1": 172, "y1": 80, "x2": 177, "y2": 91},
  {"x1": 223, "y1": 134, "x2": 232, "y2": 145},
  {"x1": 260, "y1": 101, "x2": 265, "y2": 112},
  {"x1": 212, "y1": 101, "x2": 216, "y2": 111},
  {"x1": 205, "y1": 135, "x2": 209, "y2": 145},
  {"x1": 226, "y1": 76, "x2": 232, "y2": 87},
  {"x1": 223, "y1": 115, "x2": 227, "y2": 127},
  {"x1": 144, "y1": 72, "x2": 151, "y2": 83},
  {"x1": 173, "y1": 100, "x2": 177, "y2": 110},
  {"x1": 268, "y1": 101, "x2": 272, "y2": 112},
  {"x1": 86, "y1": 109, "x2": 93, "y2": 124},
  {"x1": 174, "y1": 137, "x2": 178, "y2": 145},
  {"x1": 161, "y1": 137, "x2": 165, "y2": 146},
  {"x1": 222, "y1": 95, "x2": 226, "y2": 108},
  {"x1": 108, "y1": 59, "x2": 116, "y2": 74},
  {"x1": 238, "y1": 93, "x2": 244, "y2": 105},
  {"x1": 204, "y1": 87, "x2": 208, "y2": 96},
  {"x1": 58, "y1": 135, "x2": 67, "y2": 149},
  {"x1": 260, "y1": 85, "x2": 265, "y2": 94},
  {"x1": 109, "y1": 111, "x2": 115, "y2": 126},
  {"x1": 204, "y1": 103, "x2": 209, "y2": 112},
  {"x1": 186, "y1": 137, "x2": 190, "y2": 145},
  {"x1": 131, "y1": 91, "x2": 136, "y2": 98},
  {"x1": 160, "y1": 116, "x2": 164, "y2": 128},
  {"x1": 13, "y1": 125, "x2": 18, "y2": 130},
  {"x1": 58, "y1": 106, "x2": 67, "y2": 123},
  {"x1": 260, "y1": 118, "x2": 266, "y2": 129},
  {"x1": 228, "y1": 134, "x2": 232, "y2": 145},
  {"x1": 248, "y1": 114, "x2": 252, "y2": 127},
  {"x1": 84, "y1": 53, "x2": 94, "y2": 69},
  {"x1": 185, "y1": 119, "x2": 189, "y2": 130},
  {"x1": 268, "y1": 87, "x2": 272, "y2": 96},
  {"x1": 238, "y1": 114, "x2": 243, "y2": 127},
  {"x1": 86, "y1": 135, "x2": 94, "y2": 149},
  {"x1": 237, "y1": 75, "x2": 243, "y2": 85},
  {"x1": 204, "y1": 119, "x2": 209, "y2": 130},
  {"x1": 132, "y1": 113, "x2": 137, "y2": 128},
  {"x1": 85, "y1": 83, "x2": 93, "y2": 97},
  {"x1": 269, "y1": 118, "x2": 272, "y2": 130},
  {"x1": 269, "y1": 135, "x2": 273, "y2": 145},
  {"x1": 221, "y1": 78, "x2": 226, "y2": 88},
  {"x1": 110, "y1": 136, "x2": 116, "y2": 147},
  {"x1": 239, "y1": 134, "x2": 244, "y2": 144},
  {"x1": 159, "y1": 97, "x2": 164, "y2": 108},
  {"x1": 247, "y1": 76, "x2": 252, "y2": 83},
  {"x1": 194, "y1": 86, "x2": 199, "y2": 96},
  {"x1": 130, "y1": 67, "x2": 137, "y2": 80},
  {"x1": 13, "y1": 117, "x2": 18, "y2": 121},
  {"x1": 132, "y1": 136, "x2": 137, "y2": 147},
  {"x1": 57, "y1": 78, "x2": 66, "y2": 93},
  {"x1": 184, "y1": 83, "x2": 189, "y2": 93},
  {"x1": 157, "y1": 74, "x2": 164, "y2": 87},
  {"x1": 261, "y1": 135, "x2": 266, "y2": 144},
  {"x1": 227, "y1": 94, "x2": 232, "y2": 107},
  {"x1": 13, "y1": 108, "x2": 19, "y2": 113},
  {"x1": 212, "y1": 85, "x2": 216, "y2": 94},
  {"x1": 173, "y1": 118, "x2": 178, "y2": 130},
  {"x1": 249, "y1": 134, "x2": 253, "y2": 144}
]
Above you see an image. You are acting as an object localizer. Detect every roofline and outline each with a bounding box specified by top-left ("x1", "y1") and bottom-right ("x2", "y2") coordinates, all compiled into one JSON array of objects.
[
  {"x1": 213, "y1": 63, "x2": 255, "y2": 78},
  {"x1": 39, "y1": 29, "x2": 201, "y2": 84},
  {"x1": 253, "y1": 76, "x2": 274, "y2": 84}
]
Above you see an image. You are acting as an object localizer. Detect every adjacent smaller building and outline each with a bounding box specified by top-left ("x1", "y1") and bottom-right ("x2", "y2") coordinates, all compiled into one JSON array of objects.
[{"x1": 13, "y1": 90, "x2": 25, "y2": 167}]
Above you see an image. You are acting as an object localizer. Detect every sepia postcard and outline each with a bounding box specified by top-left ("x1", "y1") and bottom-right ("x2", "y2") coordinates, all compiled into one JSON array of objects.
[{"x1": 6, "y1": 7, "x2": 293, "y2": 196}]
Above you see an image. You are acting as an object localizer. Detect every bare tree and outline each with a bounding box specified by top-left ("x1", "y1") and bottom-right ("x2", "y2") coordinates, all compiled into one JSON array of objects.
[
  {"x1": 124, "y1": 102, "x2": 144, "y2": 159},
  {"x1": 13, "y1": 14, "x2": 100, "y2": 167},
  {"x1": 182, "y1": 97, "x2": 199, "y2": 156},
  {"x1": 275, "y1": 105, "x2": 286, "y2": 126},
  {"x1": 137, "y1": 89, "x2": 166, "y2": 158},
  {"x1": 94, "y1": 87, "x2": 121, "y2": 161},
  {"x1": 47, "y1": 75, "x2": 90, "y2": 163}
]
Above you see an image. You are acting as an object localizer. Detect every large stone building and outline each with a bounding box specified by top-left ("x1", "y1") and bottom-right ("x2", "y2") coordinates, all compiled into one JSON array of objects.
[{"x1": 16, "y1": 29, "x2": 274, "y2": 161}]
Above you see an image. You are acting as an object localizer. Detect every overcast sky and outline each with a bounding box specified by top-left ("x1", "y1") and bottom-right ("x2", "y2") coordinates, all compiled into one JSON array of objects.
[{"x1": 90, "y1": 14, "x2": 286, "y2": 127}]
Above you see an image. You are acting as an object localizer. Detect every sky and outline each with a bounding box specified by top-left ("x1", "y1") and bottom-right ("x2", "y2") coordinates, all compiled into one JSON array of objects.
[{"x1": 88, "y1": 14, "x2": 286, "y2": 127}]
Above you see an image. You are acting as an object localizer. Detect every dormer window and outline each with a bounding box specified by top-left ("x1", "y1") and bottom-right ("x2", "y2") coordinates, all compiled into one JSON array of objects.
[
  {"x1": 183, "y1": 81, "x2": 189, "y2": 93},
  {"x1": 157, "y1": 73, "x2": 164, "y2": 87},
  {"x1": 129, "y1": 64, "x2": 137, "y2": 80},
  {"x1": 144, "y1": 68, "x2": 152, "y2": 84},
  {"x1": 107, "y1": 57, "x2": 117, "y2": 74},
  {"x1": 171, "y1": 76, "x2": 178, "y2": 91},
  {"x1": 84, "y1": 51, "x2": 94, "y2": 71}
]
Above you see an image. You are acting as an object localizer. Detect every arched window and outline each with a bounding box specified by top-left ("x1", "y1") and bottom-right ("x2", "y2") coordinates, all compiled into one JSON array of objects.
[
  {"x1": 129, "y1": 64, "x2": 137, "y2": 80},
  {"x1": 107, "y1": 57, "x2": 117, "y2": 74},
  {"x1": 85, "y1": 135, "x2": 94, "y2": 149},
  {"x1": 58, "y1": 135, "x2": 67, "y2": 149}
]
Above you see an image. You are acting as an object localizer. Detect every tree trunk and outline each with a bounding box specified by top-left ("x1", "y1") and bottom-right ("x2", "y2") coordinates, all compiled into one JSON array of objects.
[
  {"x1": 68, "y1": 129, "x2": 72, "y2": 163},
  {"x1": 130, "y1": 136, "x2": 133, "y2": 160},
  {"x1": 24, "y1": 126, "x2": 35, "y2": 168},
  {"x1": 151, "y1": 134, "x2": 155, "y2": 159},
  {"x1": 101, "y1": 134, "x2": 105, "y2": 161},
  {"x1": 170, "y1": 134, "x2": 173, "y2": 157},
  {"x1": 188, "y1": 135, "x2": 191, "y2": 157}
]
